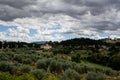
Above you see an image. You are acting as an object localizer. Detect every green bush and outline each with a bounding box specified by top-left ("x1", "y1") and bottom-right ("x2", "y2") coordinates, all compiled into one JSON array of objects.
[
  {"x1": 0, "y1": 72, "x2": 16, "y2": 80},
  {"x1": 0, "y1": 52, "x2": 10, "y2": 61},
  {"x1": 52, "y1": 47, "x2": 71, "y2": 55},
  {"x1": 0, "y1": 61, "x2": 12, "y2": 72},
  {"x1": 19, "y1": 65, "x2": 31, "y2": 73},
  {"x1": 0, "y1": 72, "x2": 36, "y2": 80},
  {"x1": 72, "y1": 54, "x2": 81, "y2": 63},
  {"x1": 22, "y1": 58, "x2": 32, "y2": 64},
  {"x1": 36, "y1": 58, "x2": 50, "y2": 70},
  {"x1": 72, "y1": 63, "x2": 90, "y2": 74},
  {"x1": 60, "y1": 61, "x2": 72, "y2": 71},
  {"x1": 85, "y1": 71, "x2": 105, "y2": 80},
  {"x1": 31, "y1": 69, "x2": 47, "y2": 79},
  {"x1": 73, "y1": 64, "x2": 85, "y2": 74},
  {"x1": 9, "y1": 65, "x2": 19, "y2": 75},
  {"x1": 109, "y1": 54, "x2": 120, "y2": 70},
  {"x1": 42, "y1": 74, "x2": 61, "y2": 80},
  {"x1": 13, "y1": 54, "x2": 23, "y2": 63},
  {"x1": 18, "y1": 73, "x2": 36, "y2": 80},
  {"x1": 63, "y1": 68, "x2": 80, "y2": 80},
  {"x1": 49, "y1": 60, "x2": 63, "y2": 74}
]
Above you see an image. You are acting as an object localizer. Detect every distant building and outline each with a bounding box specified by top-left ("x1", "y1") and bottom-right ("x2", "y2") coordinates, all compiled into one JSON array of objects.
[
  {"x1": 23, "y1": 44, "x2": 28, "y2": 48},
  {"x1": 102, "y1": 37, "x2": 120, "y2": 43},
  {"x1": 40, "y1": 44, "x2": 52, "y2": 50}
]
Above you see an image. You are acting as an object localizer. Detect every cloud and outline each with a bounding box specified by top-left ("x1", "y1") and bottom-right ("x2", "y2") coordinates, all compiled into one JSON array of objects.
[
  {"x1": 0, "y1": 24, "x2": 66, "y2": 42},
  {"x1": 0, "y1": 0, "x2": 36, "y2": 8},
  {"x1": 0, "y1": 0, "x2": 120, "y2": 42}
]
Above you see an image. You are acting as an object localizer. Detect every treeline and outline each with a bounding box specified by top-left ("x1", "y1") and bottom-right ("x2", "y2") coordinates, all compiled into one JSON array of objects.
[
  {"x1": 0, "y1": 41, "x2": 40, "y2": 49},
  {"x1": 0, "y1": 38, "x2": 116, "y2": 49},
  {"x1": 60, "y1": 38, "x2": 107, "y2": 46}
]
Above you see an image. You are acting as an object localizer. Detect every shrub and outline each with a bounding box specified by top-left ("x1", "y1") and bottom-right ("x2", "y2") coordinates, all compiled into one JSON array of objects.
[
  {"x1": 52, "y1": 47, "x2": 71, "y2": 55},
  {"x1": 109, "y1": 54, "x2": 120, "y2": 70},
  {"x1": 72, "y1": 63, "x2": 90, "y2": 74},
  {"x1": 73, "y1": 64, "x2": 85, "y2": 74},
  {"x1": 36, "y1": 58, "x2": 50, "y2": 70},
  {"x1": 103, "y1": 68, "x2": 114, "y2": 76},
  {"x1": 19, "y1": 73, "x2": 36, "y2": 80},
  {"x1": 22, "y1": 58, "x2": 32, "y2": 64},
  {"x1": 72, "y1": 54, "x2": 81, "y2": 63},
  {"x1": 49, "y1": 60, "x2": 63, "y2": 74},
  {"x1": 31, "y1": 69, "x2": 47, "y2": 79},
  {"x1": 0, "y1": 72, "x2": 36, "y2": 80},
  {"x1": 63, "y1": 68, "x2": 80, "y2": 80},
  {"x1": 9, "y1": 65, "x2": 19, "y2": 75},
  {"x1": 42, "y1": 74, "x2": 61, "y2": 80},
  {"x1": 0, "y1": 61, "x2": 12, "y2": 72},
  {"x1": 13, "y1": 54, "x2": 23, "y2": 63},
  {"x1": 60, "y1": 61, "x2": 72, "y2": 71},
  {"x1": 0, "y1": 52, "x2": 10, "y2": 61},
  {"x1": 19, "y1": 65, "x2": 31, "y2": 73},
  {"x1": 85, "y1": 71, "x2": 105, "y2": 80},
  {"x1": 0, "y1": 72, "x2": 16, "y2": 80}
]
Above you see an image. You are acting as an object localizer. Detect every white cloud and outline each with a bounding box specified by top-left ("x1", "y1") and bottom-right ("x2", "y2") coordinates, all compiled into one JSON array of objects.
[{"x1": 0, "y1": 2, "x2": 120, "y2": 42}]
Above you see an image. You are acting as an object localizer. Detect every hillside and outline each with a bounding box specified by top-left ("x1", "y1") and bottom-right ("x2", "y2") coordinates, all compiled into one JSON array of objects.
[{"x1": 0, "y1": 38, "x2": 120, "y2": 80}]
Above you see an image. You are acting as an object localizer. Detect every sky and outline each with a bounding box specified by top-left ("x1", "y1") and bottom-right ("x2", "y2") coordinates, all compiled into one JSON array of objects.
[{"x1": 0, "y1": 0, "x2": 120, "y2": 42}]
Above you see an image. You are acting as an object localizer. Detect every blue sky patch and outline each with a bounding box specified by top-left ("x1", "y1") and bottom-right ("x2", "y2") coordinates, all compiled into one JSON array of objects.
[
  {"x1": 29, "y1": 29, "x2": 37, "y2": 36},
  {"x1": 99, "y1": 33, "x2": 111, "y2": 37},
  {"x1": 0, "y1": 25, "x2": 16, "y2": 32}
]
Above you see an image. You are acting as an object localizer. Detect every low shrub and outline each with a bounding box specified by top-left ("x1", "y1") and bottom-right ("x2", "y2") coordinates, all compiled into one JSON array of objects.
[
  {"x1": 63, "y1": 68, "x2": 80, "y2": 80},
  {"x1": 49, "y1": 60, "x2": 63, "y2": 74},
  {"x1": 85, "y1": 71, "x2": 105, "y2": 80},
  {"x1": 0, "y1": 72, "x2": 36, "y2": 80},
  {"x1": 0, "y1": 61, "x2": 12, "y2": 72},
  {"x1": 19, "y1": 73, "x2": 36, "y2": 80},
  {"x1": 36, "y1": 58, "x2": 50, "y2": 70},
  {"x1": 42, "y1": 74, "x2": 61, "y2": 80},
  {"x1": 22, "y1": 58, "x2": 32, "y2": 64},
  {"x1": 0, "y1": 72, "x2": 15, "y2": 80},
  {"x1": 31, "y1": 69, "x2": 47, "y2": 79},
  {"x1": 19, "y1": 65, "x2": 31, "y2": 73}
]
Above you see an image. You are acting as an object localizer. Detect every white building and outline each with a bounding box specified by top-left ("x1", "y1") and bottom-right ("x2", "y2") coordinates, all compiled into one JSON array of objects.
[{"x1": 41, "y1": 44, "x2": 52, "y2": 50}]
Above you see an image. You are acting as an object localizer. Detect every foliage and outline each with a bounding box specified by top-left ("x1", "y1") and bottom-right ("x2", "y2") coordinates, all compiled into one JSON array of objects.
[
  {"x1": 108, "y1": 53, "x2": 120, "y2": 70},
  {"x1": 18, "y1": 74, "x2": 36, "y2": 80},
  {"x1": 0, "y1": 61, "x2": 12, "y2": 72},
  {"x1": 19, "y1": 65, "x2": 31, "y2": 73},
  {"x1": 52, "y1": 47, "x2": 71, "y2": 55},
  {"x1": 42, "y1": 74, "x2": 61, "y2": 80},
  {"x1": 36, "y1": 58, "x2": 50, "y2": 70},
  {"x1": 0, "y1": 72, "x2": 16, "y2": 80},
  {"x1": 0, "y1": 72, "x2": 36, "y2": 80},
  {"x1": 31, "y1": 69, "x2": 47, "y2": 79},
  {"x1": 0, "y1": 38, "x2": 120, "y2": 79},
  {"x1": 85, "y1": 72, "x2": 105, "y2": 80},
  {"x1": 63, "y1": 68, "x2": 80, "y2": 80},
  {"x1": 49, "y1": 60, "x2": 63, "y2": 74}
]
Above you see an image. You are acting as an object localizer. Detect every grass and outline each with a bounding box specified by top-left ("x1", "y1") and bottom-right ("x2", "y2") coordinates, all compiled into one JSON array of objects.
[{"x1": 81, "y1": 61, "x2": 112, "y2": 70}]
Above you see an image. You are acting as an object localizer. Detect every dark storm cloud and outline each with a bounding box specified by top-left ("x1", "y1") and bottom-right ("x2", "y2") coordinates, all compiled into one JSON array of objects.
[
  {"x1": 0, "y1": 0, "x2": 36, "y2": 9},
  {"x1": 0, "y1": 4, "x2": 30, "y2": 21},
  {"x1": 0, "y1": 0, "x2": 120, "y2": 21},
  {"x1": 62, "y1": 0, "x2": 120, "y2": 16},
  {"x1": 0, "y1": 0, "x2": 36, "y2": 21},
  {"x1": 90, "y1": 21, "x2": 119, "y2": 32}
]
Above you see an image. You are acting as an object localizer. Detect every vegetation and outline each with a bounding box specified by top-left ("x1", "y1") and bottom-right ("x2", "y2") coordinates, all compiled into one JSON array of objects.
[{"x1": 0, "y1": 38, "x2": 120, "y2": 80}]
